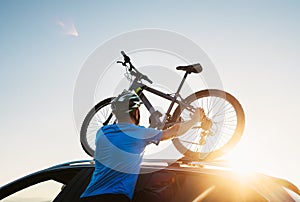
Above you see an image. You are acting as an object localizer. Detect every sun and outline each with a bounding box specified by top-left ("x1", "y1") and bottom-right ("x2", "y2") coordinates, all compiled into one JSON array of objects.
[{"x1": 222, "y1": 146, "x2": 258, "y2": 179}]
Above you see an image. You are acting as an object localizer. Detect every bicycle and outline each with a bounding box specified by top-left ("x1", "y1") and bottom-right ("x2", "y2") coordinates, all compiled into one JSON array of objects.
[{"x1": 80, "y1": 51, "x2": 245, "y2": 160}]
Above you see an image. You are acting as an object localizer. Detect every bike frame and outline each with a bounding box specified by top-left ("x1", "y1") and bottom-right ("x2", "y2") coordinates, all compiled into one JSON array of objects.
[
  {"x1": 127, "y1": 70, "x2": 194, "y2": 125},
  {"x1": 116, "y1": 51, "x2": 196, "y2": 127}
]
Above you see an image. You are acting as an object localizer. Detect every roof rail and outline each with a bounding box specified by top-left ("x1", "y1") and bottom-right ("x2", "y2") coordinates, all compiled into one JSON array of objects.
[{"x1": 46, "y1": 160, "x2": 94, "y2": 170}]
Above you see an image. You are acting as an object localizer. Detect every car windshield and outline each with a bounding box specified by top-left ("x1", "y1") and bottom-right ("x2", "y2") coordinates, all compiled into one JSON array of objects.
[{"x1": 2, "y1": 180, "x2": 63, "y2": 202}]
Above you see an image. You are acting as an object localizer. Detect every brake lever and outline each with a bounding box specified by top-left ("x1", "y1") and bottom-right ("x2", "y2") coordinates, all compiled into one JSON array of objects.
[
  {"x1": 117, "y1": 51, "x2": 152, "y2": 83},
  {"x1": 117, "y1": 61, "x2": 127, "y2": 67}
]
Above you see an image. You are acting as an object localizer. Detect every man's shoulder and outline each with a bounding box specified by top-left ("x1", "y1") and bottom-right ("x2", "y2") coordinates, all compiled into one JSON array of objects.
[{"x1": 101, "y1": 123, "x2": 141, "y2": 131}]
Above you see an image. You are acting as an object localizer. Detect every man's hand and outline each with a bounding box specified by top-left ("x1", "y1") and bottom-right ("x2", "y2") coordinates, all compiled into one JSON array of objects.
[
  {"x1": 190, "y1": 108, "x2": 205, "y2": 123},
  {"x1": 161, "y1": 108, "x2": 205, "y2": 141}
]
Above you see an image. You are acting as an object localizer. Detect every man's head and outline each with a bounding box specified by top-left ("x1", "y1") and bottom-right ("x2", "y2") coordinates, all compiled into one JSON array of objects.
[{"x1": 111, "y1": 90, "x2": 142, "y2": 125}]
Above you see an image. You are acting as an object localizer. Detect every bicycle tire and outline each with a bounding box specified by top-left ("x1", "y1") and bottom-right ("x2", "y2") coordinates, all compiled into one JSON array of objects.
[
  {"x1": 80, "y1": 97, "x2": 115, "y2": 157},
  {"x1": 171, "y1": 89, "x2": 245, "y2": 160}
]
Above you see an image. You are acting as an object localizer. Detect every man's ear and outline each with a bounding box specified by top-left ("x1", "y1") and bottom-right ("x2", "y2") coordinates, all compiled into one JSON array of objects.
[
  {"x1": 134, "y1": 109, "x2": 140, "y2": 125},
  {"x1": 135, "y1": 109, "x2": 139, "y2": 117}
]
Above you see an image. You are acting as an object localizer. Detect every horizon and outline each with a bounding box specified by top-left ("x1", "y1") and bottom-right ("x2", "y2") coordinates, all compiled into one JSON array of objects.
[{"x1": 1, "y1": 0, "x2": 299, "y2": 199}]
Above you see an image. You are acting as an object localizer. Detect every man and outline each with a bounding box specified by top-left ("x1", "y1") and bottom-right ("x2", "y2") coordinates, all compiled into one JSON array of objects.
[{"x1": 81, "y1": 90, "x2": 204, "y2": 202}]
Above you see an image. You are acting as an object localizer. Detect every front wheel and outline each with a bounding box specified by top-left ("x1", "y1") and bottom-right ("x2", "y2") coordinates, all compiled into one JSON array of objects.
[
  {"x1": 80, "y1": 97, "x2": 116, "y2": 157},
  {"x1": 172, "y1": 89, "x2": 245, "y2": 160}
]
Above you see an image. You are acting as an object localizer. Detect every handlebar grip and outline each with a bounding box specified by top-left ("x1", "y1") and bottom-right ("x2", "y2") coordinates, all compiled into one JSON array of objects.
[
  {"x1": 121, "y1": 51, "x2": 126, "y2": 56},
  {"x1": 121, "y1": 51, "x2": 130, "y2": 63}
]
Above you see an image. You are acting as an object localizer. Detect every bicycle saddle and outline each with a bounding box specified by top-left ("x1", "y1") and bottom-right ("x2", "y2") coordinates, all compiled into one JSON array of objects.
[{"x1": 176, "y1": 63, "x2": 202, "y2": 74}]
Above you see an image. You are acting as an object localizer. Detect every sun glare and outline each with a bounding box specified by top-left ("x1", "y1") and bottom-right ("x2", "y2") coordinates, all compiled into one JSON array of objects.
[
  {"x1": 224, "y1": 148, "x2": 257, "y2": 180},
  {"x1": 228, "y1": 158, "x2": 255, "y2": 180}
]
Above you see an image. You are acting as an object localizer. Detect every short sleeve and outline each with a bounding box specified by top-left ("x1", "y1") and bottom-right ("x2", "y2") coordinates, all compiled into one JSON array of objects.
[{"x1": 139, "y1": 126, "x2": 162, "y2": 146}]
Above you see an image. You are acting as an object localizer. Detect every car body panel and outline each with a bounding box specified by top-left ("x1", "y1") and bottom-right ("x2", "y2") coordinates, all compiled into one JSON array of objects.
[{"x1": 1, "y1": 160, "x2": 299, "y2": 202}]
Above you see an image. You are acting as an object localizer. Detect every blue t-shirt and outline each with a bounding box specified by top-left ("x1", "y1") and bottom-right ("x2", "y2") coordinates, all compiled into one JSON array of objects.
[{"x1": 81, "y1": 123, "x2": 162, "y2": 199}]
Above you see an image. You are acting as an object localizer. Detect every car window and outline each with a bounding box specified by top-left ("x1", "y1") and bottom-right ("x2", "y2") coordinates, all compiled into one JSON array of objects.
[
  {"x1": 2, "y1": 180, "x2": 63, "y2": 202},
  {"x1": 176, "y1": 172, "x2": 268, "y2": 202},
  {"x1": 134, "y1": 169, "x2": 268, "y2": 202}
]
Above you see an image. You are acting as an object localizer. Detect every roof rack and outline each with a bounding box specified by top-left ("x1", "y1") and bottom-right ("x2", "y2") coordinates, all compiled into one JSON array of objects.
[{"x1": 142, "y1": 157, "x2": 230, "y2": 168}]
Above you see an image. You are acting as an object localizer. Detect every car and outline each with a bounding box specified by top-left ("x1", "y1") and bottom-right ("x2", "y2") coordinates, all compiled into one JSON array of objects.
[{"x1": 1, "y1": 159, "x2": 299, "y2": 202}]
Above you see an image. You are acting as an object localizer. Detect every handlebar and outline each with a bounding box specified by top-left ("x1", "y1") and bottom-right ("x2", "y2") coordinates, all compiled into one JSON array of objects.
[{"x1": 118, "y1": 51, "x2": 153, "y2": 84}]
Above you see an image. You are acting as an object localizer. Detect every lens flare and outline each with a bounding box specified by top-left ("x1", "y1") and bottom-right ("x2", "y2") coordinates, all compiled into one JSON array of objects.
[{"x1": 56, "y1": 19, "x2": 78, "y2": 37}]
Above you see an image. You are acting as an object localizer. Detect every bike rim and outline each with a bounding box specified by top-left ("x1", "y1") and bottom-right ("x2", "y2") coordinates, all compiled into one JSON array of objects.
[{"x1": 173, "y1": 90, "x2": 245, "y2": 160}]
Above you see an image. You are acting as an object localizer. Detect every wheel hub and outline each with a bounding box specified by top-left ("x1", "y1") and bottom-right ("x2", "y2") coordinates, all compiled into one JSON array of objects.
[{"x1": 199, "y1": 116, "x2": 213, "y2": 145}]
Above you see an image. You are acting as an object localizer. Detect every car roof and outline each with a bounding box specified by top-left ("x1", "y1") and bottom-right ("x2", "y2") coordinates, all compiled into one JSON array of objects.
[{"x1": 1, "y1": 159, "x2": 299, "y2": 201}]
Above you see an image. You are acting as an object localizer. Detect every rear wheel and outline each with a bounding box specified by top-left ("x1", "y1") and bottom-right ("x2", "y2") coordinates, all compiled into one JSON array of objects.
[
  {"x1": 80, "y1": 97, "x2": 116, "y2": 157},
  {"x1": 172, "y1": 89, "x2": 245, "y2": 160}
]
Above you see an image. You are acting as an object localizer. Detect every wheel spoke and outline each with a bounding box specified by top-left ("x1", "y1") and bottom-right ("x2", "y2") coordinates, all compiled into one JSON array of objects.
[{"x1": 172, "y1": 90, "x2": 244, "y2": 160}]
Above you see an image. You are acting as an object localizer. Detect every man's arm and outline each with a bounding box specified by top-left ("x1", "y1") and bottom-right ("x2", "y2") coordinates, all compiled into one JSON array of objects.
[{"x1": 161, "y1": 108, "x2": 204, "y2": 141}]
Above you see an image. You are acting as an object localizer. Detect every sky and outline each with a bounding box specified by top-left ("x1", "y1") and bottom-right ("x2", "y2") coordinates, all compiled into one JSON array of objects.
[{"x1": 0, "y1": 0, "x2": 299, "y2": 196}]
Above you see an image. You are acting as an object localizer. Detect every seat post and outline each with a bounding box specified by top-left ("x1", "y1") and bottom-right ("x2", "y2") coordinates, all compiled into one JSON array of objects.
[
  {"x1": 165, "y1": 72, "x2": 189, "y2": 118},
  {"x1": 175, "y1": 71, "x2": 189, "y2": 95}
]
